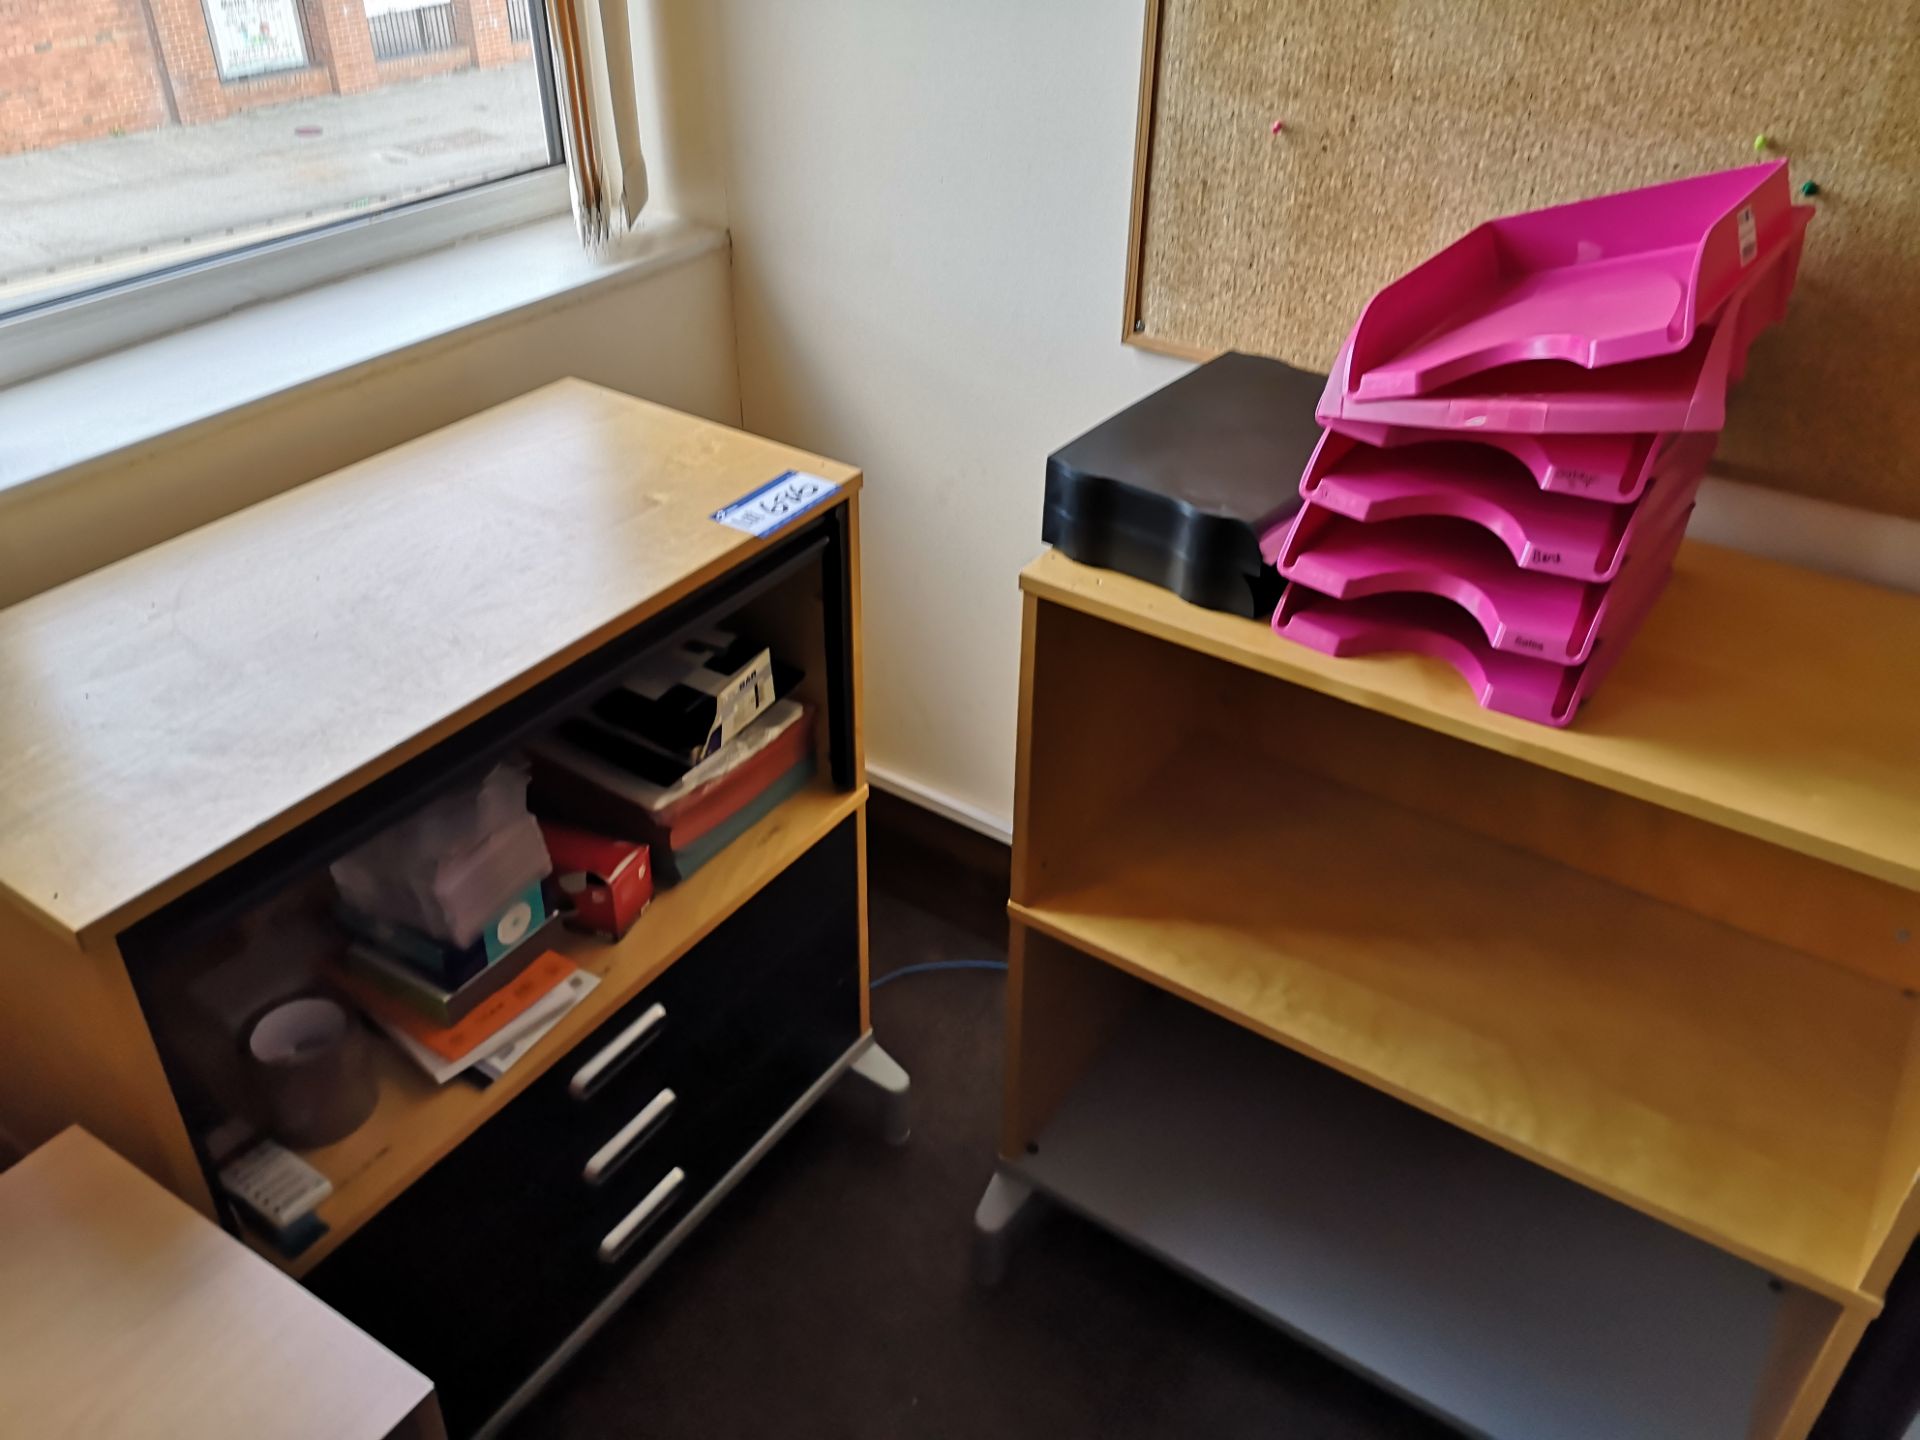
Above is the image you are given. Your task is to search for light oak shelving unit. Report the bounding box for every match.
[0,380,904,1437]
[982,544,1920,1440]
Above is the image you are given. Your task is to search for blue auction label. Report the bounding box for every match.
[712,470,840,537]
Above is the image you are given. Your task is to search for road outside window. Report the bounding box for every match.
[0,0,560,315]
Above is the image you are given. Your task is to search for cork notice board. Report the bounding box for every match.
[1125,0,1920,518]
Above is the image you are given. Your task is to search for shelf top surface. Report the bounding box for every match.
[1022,544,1920,892]
[0,380,860,945]
[0,1127,433,1437]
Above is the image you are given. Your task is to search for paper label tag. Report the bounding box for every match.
[1737,205,1758,265]
[713,648,775,747]
[495,898,534,947]
[713,470,840,537]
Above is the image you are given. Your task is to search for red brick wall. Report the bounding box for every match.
[1,1,527,155]
[296,0,375,97]
[0,0,171,155]
[146,0,331,124]
[457,0,515,69]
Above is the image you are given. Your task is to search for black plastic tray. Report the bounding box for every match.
[1042,352,1325,616]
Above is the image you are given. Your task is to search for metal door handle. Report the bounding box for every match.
[570,1003,665,1099]
[583,1089,676,1186]
[597,1167,686,1264]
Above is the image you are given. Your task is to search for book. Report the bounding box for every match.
[474,974,599,1080]
[663,753,816,883]
[336,879,549,989]
[338,912,560,1025]
[339,906,488,989]
[373,968,600,1086]
[649,708,814,848]
[333,948,577,1063]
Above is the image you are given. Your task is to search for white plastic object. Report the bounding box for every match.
[598,1168,686,1263]
[583,1089,677,1185]
[570,1003,667,1099]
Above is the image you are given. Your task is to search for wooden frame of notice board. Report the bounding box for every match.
[1118,0,1920,518]
[1121,0,1193,359]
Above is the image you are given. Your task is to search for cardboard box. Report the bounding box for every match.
[540,823,653,939]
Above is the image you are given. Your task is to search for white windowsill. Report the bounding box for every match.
[0,215,726,504]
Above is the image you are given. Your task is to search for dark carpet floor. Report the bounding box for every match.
[509,796,1454,1440]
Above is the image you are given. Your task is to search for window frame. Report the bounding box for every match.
[0,0,568,389]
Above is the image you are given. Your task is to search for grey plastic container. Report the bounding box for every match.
[1042,352,1326,617]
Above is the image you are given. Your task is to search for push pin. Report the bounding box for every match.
[1753,133,1771,153]
[1270,118,1286,135]
[1800,180,1821,198]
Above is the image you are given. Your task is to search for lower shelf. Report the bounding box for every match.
[1011,744,1896,1302]
[251,779,864,1276]
[1010,992,1789,1440]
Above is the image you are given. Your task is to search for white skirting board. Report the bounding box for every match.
[865,762,1012,844]
[1010,994,1786,1440]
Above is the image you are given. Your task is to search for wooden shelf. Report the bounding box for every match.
[1011,751,1902,1305]
[1015,994,1790,1440]
[0,380,862,948]
[254,780,866,1277]
[1021,544,1920,892]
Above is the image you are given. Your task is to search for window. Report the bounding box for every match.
[0,0,563,332]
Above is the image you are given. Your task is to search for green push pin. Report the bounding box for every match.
[1800,180,1820,198]
[1754,133,1771,153]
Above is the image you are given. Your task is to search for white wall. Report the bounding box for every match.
[10,3,1911,821]
[711,0,1192,834]
[704,0,1919,837]
[0,245,739,607]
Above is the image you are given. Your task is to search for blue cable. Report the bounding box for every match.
[870,959,1008,990]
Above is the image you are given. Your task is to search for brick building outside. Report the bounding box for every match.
[0,0,535,157]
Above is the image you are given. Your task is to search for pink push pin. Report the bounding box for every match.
[1270,118,1286,135]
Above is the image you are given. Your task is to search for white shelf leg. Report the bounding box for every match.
[972,1170,1043,1288]
[847,1042,912,1146]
